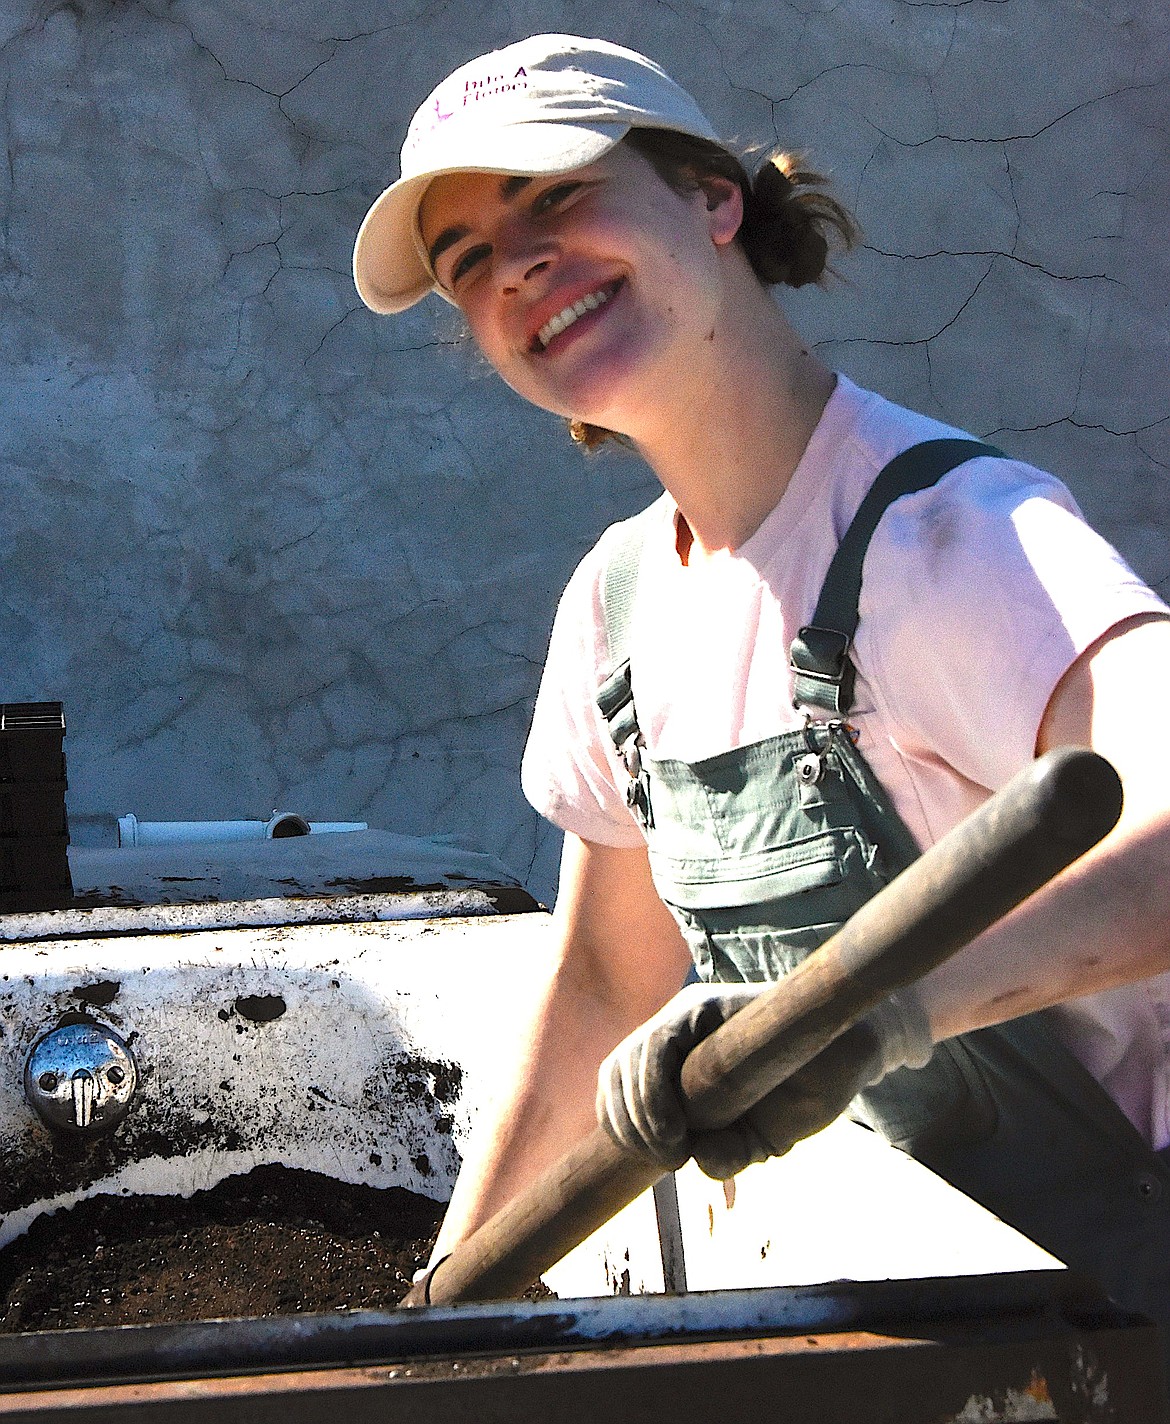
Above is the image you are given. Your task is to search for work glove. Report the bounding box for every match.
[596,981,933,1181]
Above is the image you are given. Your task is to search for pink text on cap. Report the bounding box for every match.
[407,65,532,150]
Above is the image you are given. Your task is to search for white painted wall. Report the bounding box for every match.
[1,0,1166,904]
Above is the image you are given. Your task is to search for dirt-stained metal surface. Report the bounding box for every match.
[0,897,1070,1308]
[0,914,552,1248]
[0,889,515,944]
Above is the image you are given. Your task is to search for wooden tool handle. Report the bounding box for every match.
[404,747,1121,1309]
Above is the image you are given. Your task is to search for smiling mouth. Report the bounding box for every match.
[533,280,622,352]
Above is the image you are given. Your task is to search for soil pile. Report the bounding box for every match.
[0,1164,443,1331]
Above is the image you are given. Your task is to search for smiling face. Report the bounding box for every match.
[418,144,743,437]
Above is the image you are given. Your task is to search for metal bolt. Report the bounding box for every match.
[796,753,823,785]
[38,1072,57,1093]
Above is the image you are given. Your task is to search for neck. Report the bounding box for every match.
[623,282,834,560]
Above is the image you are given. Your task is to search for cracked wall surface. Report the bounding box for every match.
[0,0,1166,903]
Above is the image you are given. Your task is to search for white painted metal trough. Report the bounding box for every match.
[0,892,1060,1294]
[0,812,1162,1421]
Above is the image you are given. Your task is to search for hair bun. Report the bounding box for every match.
[740,150,858,288]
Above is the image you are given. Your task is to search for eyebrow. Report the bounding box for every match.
[426,175,534,272]
[499,175,531,200]
[427,225,469,270]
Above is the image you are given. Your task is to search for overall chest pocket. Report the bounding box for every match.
[644,733,906,983]
[651,824,893,984]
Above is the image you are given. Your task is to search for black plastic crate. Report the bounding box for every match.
[0,886,74,912]
[0,834,71,888]
[0,702,67,782]
[0,781,70,838]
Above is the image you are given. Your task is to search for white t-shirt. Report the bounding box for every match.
[522,375,1170,1143]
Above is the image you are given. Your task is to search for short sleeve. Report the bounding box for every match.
[521,542,648,848]
[858,456,1169,790]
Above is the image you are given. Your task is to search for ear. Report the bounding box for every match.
[698,175,743,247]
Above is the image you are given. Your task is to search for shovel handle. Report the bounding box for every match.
[404,747,1121,1308]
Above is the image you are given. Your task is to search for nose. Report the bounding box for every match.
[494,222,557,294]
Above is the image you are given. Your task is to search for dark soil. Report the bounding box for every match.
[0,1165,447,1331]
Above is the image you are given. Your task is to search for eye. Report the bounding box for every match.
[533,181,584,214]
[449,242,491,286]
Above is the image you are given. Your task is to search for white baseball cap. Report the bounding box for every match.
[352,34,721,314]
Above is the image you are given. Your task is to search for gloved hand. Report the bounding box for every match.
[596,980,933,1180]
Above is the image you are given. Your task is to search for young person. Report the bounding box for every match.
[353,35,1170,1324]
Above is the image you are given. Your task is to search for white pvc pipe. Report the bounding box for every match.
[116,814,367,848]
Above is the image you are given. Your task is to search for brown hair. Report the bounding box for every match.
[569,128,860,449]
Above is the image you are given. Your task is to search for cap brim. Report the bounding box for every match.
[353,120,629,315]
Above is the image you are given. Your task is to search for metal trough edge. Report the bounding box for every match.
[0,1271,1140,1391]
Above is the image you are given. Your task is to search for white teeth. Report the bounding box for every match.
[537,286,613,349]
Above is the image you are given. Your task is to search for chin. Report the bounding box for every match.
[518,363,648,434]
[498,317,655,425]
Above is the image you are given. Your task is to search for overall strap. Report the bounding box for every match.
[596,510,656,777]
[789,438,1003,716]
[600,515,647,673]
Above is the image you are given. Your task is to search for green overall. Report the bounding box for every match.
[595,439,1170,1340]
